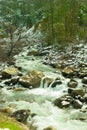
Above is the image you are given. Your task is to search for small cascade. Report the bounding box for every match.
[40,77,51,88]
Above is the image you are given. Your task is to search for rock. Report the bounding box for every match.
[78,68,87,78]
[54,95,72,108]
[0,107,13,115]
[71,89,85,97]
[11,76,20,85]
[84,95,87,103]
[42,77,53,88]
[82,77,87,84]
[72,99,83,109]
[49,62,57,68]
[50,80,62,88]
[27,50,40,56]
[67,79,78,88]
[4,76,19,85]
[62,66,74,78]
[12,109,30,123]
[68,88,74,94]
[28,121,37,130]
[1,67,20,79]
[19,70,45,88]
[43,126,57,130]
[0,112,29,130]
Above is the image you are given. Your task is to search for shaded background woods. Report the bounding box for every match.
[0,0,87,45]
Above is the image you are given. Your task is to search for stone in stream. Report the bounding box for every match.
[43,126,57,130]
[72,99,83,109]
[84,95,87,103]
[82,77,87,84]
[1,67,20,79]
[19,70,45,88]
[67,79,78,88]
[4,76,20,86]
[62,66,75,78]
[78,68,87,78]
[54,95,72,108]
[71,89,85,98]
[50,79,62,88]
[12,109,30,123]
[68,88,74,94]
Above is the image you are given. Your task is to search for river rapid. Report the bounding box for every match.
[0,41,87,130]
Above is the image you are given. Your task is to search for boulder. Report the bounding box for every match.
[67,79,78,88]
[72,99,83,109]
[0,112,29,130]
[12,109,30,123]
[54,95,72,108]
[1,67,20,79]
[43,126,57,130]
[71,89,85,97]
[82,77,87,84]
[19,70,45,88]
[62,66,74,78]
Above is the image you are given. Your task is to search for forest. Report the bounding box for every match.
[0,0,87,130]
[0,0,87,44]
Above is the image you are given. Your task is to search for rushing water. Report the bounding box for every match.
[0,46,87,130]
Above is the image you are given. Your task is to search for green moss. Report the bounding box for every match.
[0,113,28,130]
[0,122,22,130]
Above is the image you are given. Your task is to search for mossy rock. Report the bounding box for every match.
[0,112,28,130]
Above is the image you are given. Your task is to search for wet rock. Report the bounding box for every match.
[68,88,74,94]
[84,95,87,103]
[14,65,22,71]
[42,77,53,88]
[0,112,29,130]
[82,77,87,84]
[1,67,20,79]
[71,89,85,97]
[78,68,87,78]
[11,76,20,85]
[72,99,83,109]
[4,79,12,85]
[50,80,62,88]
[19,70,45,88]
[43,126,57,130]
[54,95,72,108]
[67,79,78,88]
[83,84,87,88]
[62,66,74,78]
[4,76,19,85]
[28,121,37,130]
[76,95,85,102]
[12,109,30,123]
[49,62,57,68]
[27,49,40,56]
[0,107,13,115]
